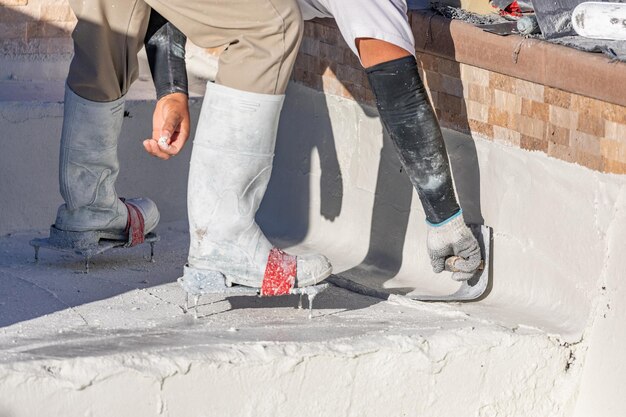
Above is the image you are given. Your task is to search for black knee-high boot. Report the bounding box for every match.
[366,55,460,225]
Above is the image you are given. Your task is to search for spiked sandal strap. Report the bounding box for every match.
[122,199,146,247]
[261,248,297,296]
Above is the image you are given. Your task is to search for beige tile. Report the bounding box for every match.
[549,106,578,130]
[460,64,490,87]
[494,90,522,114]
[515,79,544,102]
[493,125,521,147]
[466,100,488,123]
[521,99,549,121]
[604,121,626,144]
[577,114,605,137]
[569,130,601,156]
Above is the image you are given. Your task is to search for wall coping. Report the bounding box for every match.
[410,11,626,108]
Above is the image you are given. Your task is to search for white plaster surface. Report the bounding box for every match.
[0,223,577,417]
[0,78,625,416]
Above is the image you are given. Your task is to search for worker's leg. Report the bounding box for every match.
[141,0,331,293]
[67,0,151,101]
[55,0,159,244]
[146,0,302,94]
[55,0,158,246]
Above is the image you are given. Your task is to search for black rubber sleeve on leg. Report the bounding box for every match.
[366,55,460,224]
[144,9,188,100]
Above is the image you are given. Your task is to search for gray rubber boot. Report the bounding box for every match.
[54,86,159,239]
[184,82,331,291]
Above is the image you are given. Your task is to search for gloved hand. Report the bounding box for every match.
[426,211,482,281]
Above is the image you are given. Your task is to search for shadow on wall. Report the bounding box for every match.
[259,14,484,292]
[0,9,383,330]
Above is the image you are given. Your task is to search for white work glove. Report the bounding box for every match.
[426,212,482,281]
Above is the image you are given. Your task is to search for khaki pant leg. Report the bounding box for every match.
[146,0,302,95]
[67,0,152,102]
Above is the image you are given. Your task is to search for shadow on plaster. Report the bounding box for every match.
[259,45,486,298]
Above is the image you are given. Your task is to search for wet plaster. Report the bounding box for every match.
[0,80,624,415]
[0,224,576,417]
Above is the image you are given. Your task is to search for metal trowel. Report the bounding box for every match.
[328,224,492,302]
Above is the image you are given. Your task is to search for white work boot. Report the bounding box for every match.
[181,82,331,296]
[53,86,159,246]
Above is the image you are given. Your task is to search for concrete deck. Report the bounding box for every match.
[0,223,575,417]
[1,59,625,415]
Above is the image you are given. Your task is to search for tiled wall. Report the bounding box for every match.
[0,0,74,56]
[293,18,626,175]
[418,54,626,174]
[2,2,625,174]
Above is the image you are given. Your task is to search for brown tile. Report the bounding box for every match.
[576,150,603,171]
[440,74,464,98]
[335,63,364,86]
[437,58,461,77]
[577,114,605,137]
[520,134,548,153]
[513,114,545,139]
[488,107,510,128]
[544,87,571,108]
[318,42,344,64]
[546,124,570,146]
[570,94,605,116]
[438,92,464,115]
[423,71,442,93]
[489,72,515,94]
[417,53,439,72]
[439,111,470,133]
[493,125,521,147]
[314,24,341,45]
[569,131,601,156]
[603,158,626,174]
[521,99,549,121]
[299,37,319,57]
[342,48,361,67]
[469,120,494,139]
[548,142,577,164]
[303,22,316,38]
[467,84,492,106]
[603,103,626,125]
[600,138,621,161]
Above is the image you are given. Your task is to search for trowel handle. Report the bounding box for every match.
[445,256,485,273]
